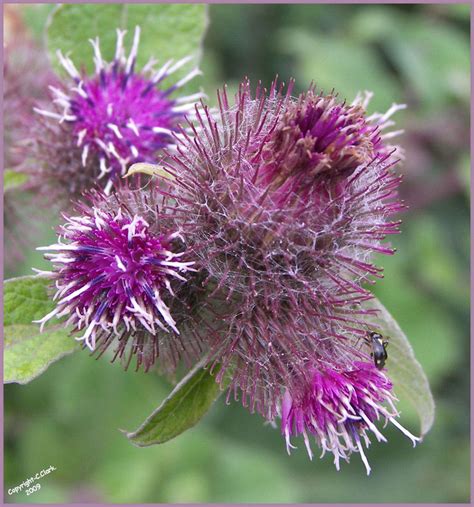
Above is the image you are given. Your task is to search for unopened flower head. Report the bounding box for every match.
[4,39,55,169]
[4,37,57,271]
[163,78,405,418]
[32,26,203,198]
[35,188,197,372]
[280,361,420,475]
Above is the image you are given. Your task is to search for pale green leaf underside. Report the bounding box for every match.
[4,169,28,192]
[4,276,77,384]
[362,297,435,437]
[125,360,223,446]
[47,4,208,87]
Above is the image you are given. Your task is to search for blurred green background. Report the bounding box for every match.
[4,3,470,503]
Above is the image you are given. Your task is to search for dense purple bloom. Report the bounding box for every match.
[257,87,404,203]
[280,361,420,474]
[30,26,203,198]
[35,188,197,371]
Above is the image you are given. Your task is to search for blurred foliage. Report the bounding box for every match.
[4,3,470,503]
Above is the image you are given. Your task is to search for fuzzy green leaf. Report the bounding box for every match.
[4,169,28,192]
[125,360,224,446]
[363,296,435,437]
[4,324,79,385]
[3,276,77,384]
[47,4,208,86]
[4,276,55,326]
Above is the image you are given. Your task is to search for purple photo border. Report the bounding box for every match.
[1,1,471,506]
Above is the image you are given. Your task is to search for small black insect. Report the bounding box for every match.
[365,331,389,370]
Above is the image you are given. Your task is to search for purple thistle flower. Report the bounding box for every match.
[162,78,407,424]
[280,361,420,475]
[31,26,203,197]
[257,87,405,202]
[34,187,198,372]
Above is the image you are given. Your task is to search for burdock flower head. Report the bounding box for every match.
[35,188,197,372]
[31,26,203,199]
[281,362,420,475]
[159,77,414,470]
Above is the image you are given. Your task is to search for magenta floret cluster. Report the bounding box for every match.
[281,362,419,474]
[30,27,203,198]
[36,189,196,371]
